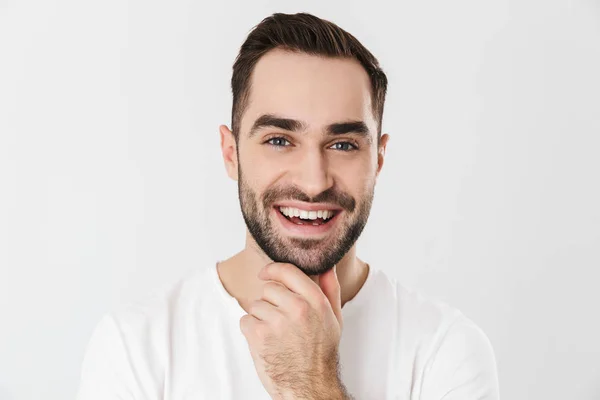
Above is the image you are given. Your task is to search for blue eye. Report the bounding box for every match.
[265,137,357,151]
[330,142,357,151]
[266,137,291,147]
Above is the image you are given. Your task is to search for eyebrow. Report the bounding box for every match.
[248,114,306,138]
[248,114,372,143]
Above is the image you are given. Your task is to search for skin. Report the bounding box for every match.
[218,48,389,399]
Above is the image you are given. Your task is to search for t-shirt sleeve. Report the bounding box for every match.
[75,313,140,400]
[420,314,500,400]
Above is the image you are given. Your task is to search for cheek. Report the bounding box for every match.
[241,147,281,181]
[248,151,289,184]
[241,163,284,207]
[336,156,376,186]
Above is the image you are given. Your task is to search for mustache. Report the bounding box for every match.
[262,185,356,212]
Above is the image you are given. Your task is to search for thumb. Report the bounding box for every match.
[319,265,343,329]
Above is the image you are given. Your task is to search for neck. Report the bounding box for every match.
[216,230,369,312]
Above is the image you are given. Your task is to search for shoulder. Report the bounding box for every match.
[386,276,499,399]
[390,275,497,364]
[106,266,219,344]
[83,267,216,369]
[420,311,500,399]
[371,272,466,342]
[387,276,485,341]
[77,267,216,398]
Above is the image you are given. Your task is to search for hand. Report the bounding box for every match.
[239,262,346,400]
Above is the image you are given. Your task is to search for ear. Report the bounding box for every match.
[219,124,239,181]
[376,133,389,178]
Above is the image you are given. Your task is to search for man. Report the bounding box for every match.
[76,12,500,400]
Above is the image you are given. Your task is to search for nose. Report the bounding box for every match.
[289,147,333,199]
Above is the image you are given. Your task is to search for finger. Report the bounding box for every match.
[261,281,299,309]
[258,262,323,308]
[240,313,262,339]
[248,299,282,322]
[319,265,343,329]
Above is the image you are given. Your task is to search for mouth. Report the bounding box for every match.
[273,205,342,236]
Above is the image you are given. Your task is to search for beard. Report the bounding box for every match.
[237,164,374,276]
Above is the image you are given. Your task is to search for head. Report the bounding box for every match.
[220,12,389,276]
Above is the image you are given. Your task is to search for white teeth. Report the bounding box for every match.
[278,206,336,220]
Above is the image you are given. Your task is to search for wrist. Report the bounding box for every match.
[276,378,352,400]
[315,376,353,400]
[332,381,353,400]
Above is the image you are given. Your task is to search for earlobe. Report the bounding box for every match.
[376,133,389,176]
[219,124,239,181]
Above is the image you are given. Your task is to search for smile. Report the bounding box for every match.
[273,204,342,236]
[278,206,337,225]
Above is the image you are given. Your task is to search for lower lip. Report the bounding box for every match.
[273,207,341,236]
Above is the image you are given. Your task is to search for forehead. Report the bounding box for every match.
[240,49,376,136]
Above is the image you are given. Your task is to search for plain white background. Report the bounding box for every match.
[1,0,599,399]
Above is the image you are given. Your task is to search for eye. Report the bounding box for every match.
[329,142,358,152]
[265,137,291,147]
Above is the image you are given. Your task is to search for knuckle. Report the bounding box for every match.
[248,299,262,315]
[293,299,310,318]
[271,314,286,332]
[263,281,279,295]
[255,324,269,340]
[316,294,330,312]
[240,314,252,334]
[241,314,268,341]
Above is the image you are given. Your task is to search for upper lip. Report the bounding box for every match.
[273,201,343,212]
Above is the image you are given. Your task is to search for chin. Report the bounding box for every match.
[273,250,338,276]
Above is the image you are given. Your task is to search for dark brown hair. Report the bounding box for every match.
[230,12,388,143]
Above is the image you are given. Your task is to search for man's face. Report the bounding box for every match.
[225,49,387,276]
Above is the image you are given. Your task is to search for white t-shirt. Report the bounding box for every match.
[76,263,500,399]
